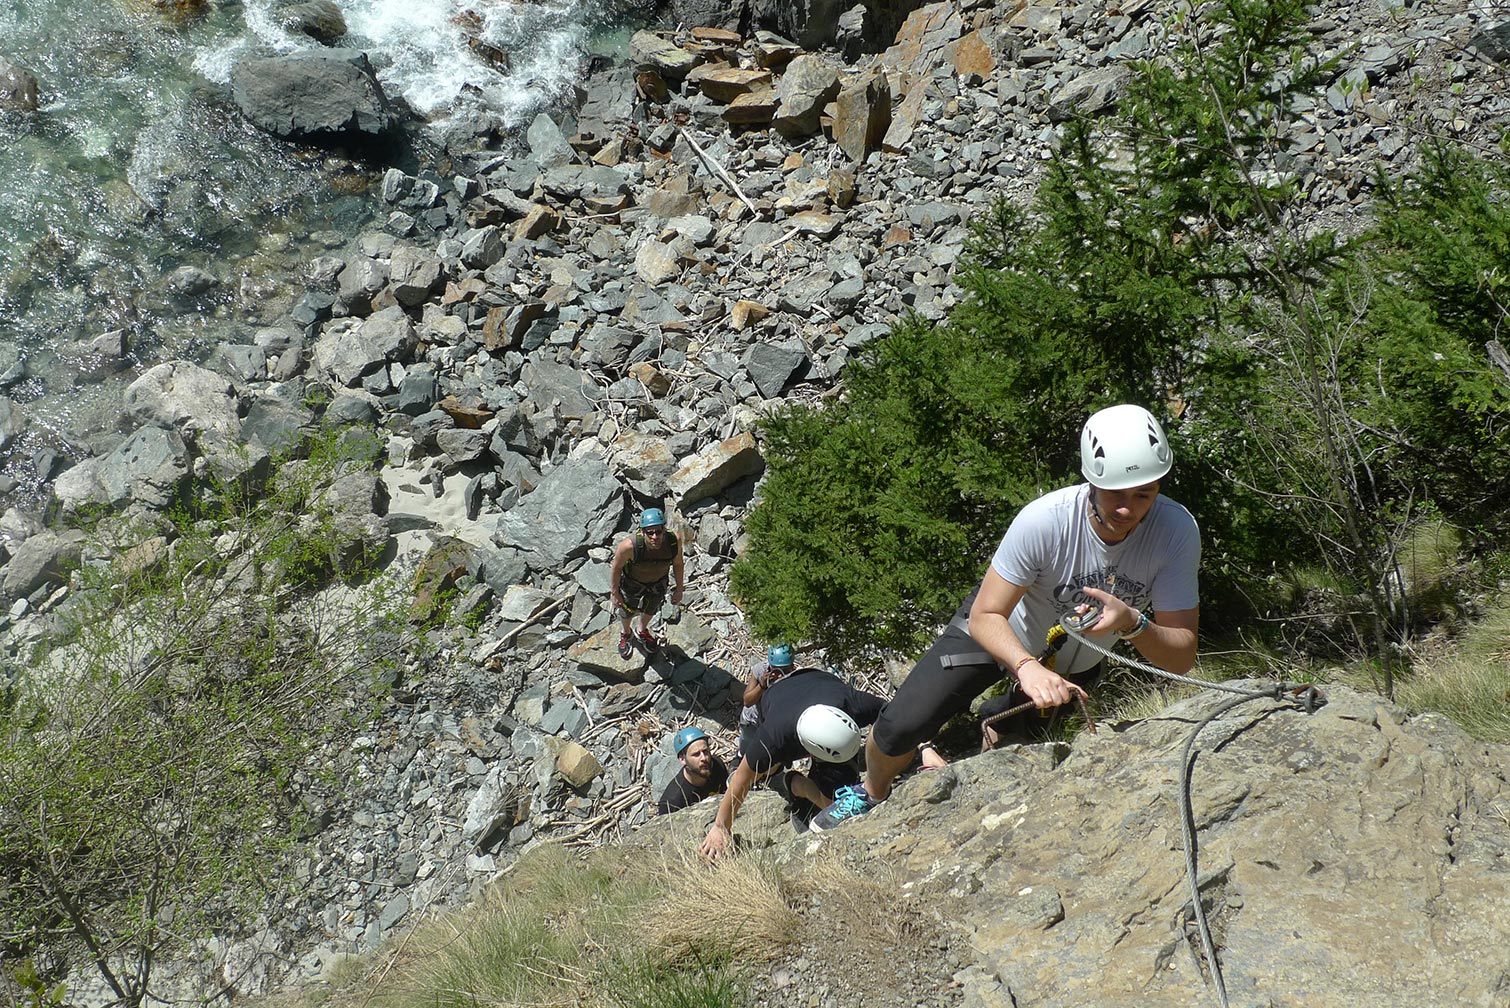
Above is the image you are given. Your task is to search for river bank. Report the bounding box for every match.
[0,0,610,508]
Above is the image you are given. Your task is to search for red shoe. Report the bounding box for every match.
[638,628,659,653]
[618,632,633,659]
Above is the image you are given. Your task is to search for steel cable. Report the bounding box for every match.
[987,621,1327,1006]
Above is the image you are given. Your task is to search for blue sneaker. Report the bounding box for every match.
[808,784,877,833]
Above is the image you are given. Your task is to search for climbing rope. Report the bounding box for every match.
[977,622,1096,752]
[978,608,1326,1006]
[1063,621,1326,1008]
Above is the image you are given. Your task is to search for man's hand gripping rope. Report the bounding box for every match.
[979,604,1102,753]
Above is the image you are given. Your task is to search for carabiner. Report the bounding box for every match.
[1060,601,1104,634]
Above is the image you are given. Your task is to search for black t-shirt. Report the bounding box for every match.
[743,668,886,776]
[656,756,729,815]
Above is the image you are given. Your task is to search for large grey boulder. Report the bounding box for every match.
[238,390,317,458]
[1,528,85,599]
[207,343,267,383]
[525,113,575,169]
[462,764,530,852]
[491,456,624,570]
[628,31,703,80]
[748,0,850,50]
[832,69,891,162]
[97,426,192,511]
[808,684,1510,1008]
[312,308,417,388]
[611,430,678,499]
[230,49,397,143]
[275,0,347,42]
[435,428,490,466]
[335,255,388,316]
[387,246,444,307]
[520,360,603,421]
[1047,64,1134,122]
[667,431,764,503]
[475,547,529,596]
[667,0,746,31]
[568,623,649,683]
[743,341,808,399]
[53,427,191,514]
[772,55,841,137]
[539,166,632,212]
[0,55,40,112]
[124,361,241,437]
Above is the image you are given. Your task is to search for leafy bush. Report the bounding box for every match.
[0,433,407,1006]
[733,0,1510,673]
[1365,142,1510,535]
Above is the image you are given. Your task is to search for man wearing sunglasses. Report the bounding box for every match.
[609,508,685,658]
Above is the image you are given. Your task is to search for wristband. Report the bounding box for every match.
[1013,655,1036,672]
[1123,611,1151,640]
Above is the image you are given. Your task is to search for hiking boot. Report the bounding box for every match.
[808,784,877,833]
[637,628,659,653]
[617,631,633,659]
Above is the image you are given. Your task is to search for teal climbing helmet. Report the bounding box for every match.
[640,508,667,529]
[768,644,794,668]
[673,726,708,756]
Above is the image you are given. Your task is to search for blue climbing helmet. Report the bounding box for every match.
[767,643,794,668]
[673,725,708,756]
[640,508,667,529]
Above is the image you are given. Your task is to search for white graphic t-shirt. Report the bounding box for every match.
[989,483,1200,675]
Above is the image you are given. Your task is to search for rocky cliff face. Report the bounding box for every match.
[643,684,1510,1008]
[5,0,1509,1001]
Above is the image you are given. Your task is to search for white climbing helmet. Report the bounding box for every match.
[1080,404,1174,490]
[796,704,863,763]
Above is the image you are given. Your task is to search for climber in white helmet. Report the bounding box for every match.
[700,666,884,859]
[810,403,1202,833]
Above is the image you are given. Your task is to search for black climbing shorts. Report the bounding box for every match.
[870,627,1004,757]
[872,628,1107,756]
[616,575,668,617]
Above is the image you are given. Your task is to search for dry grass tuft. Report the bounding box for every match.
[632,848,802,963]
[625,844,925,972]
[1396,597,1510,744]
[788,849,917,951]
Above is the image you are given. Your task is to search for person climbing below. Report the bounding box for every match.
[737,643,797,757]
[657,726,729,815]
[610,507,684,659]
[699,667,885,859]
[809,403,1201,833]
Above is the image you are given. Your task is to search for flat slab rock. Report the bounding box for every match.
[799,684,1510,1008]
